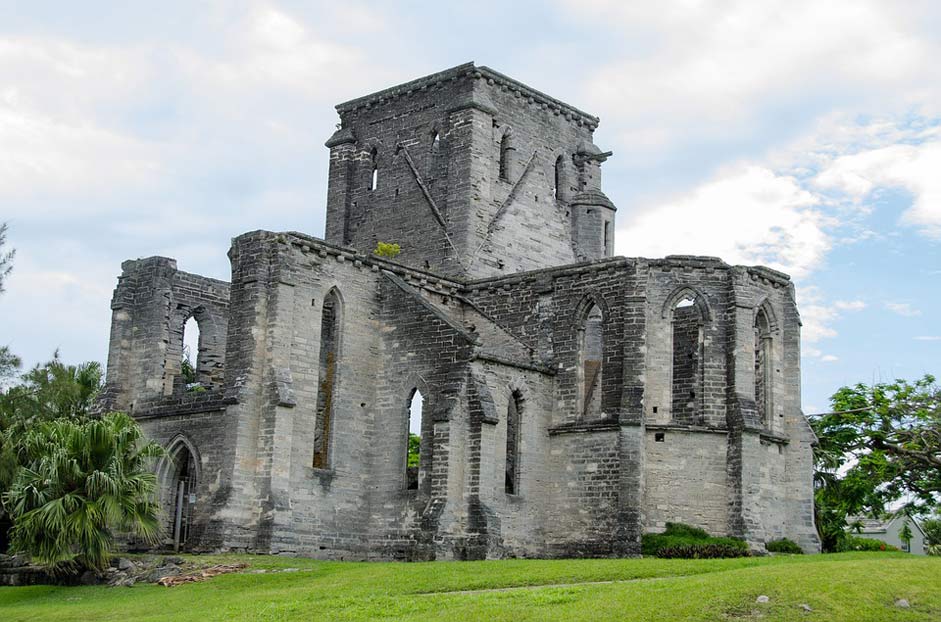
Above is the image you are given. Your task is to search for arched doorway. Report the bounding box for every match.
[162,440,199,551]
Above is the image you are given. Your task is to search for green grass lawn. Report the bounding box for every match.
[1,552,939,621]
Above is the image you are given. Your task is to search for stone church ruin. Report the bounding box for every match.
[99,63,821,559]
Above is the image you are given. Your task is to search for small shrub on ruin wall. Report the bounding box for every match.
[373,242,401,259]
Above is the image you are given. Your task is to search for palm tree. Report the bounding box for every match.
[3,412,164,574]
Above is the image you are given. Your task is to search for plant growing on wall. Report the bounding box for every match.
[373,242,401,259]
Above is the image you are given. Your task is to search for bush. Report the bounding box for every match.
[836,536,898,552]
[642,522,748,557]
[927,544,941,556]
[656,543,750,559]
[765,538,803,554]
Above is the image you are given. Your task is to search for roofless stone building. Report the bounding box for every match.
[99,63,821,559]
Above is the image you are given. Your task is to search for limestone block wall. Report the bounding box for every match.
[643,429,730,534]
[101,256,229,413]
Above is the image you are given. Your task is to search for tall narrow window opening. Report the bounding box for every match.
[499,131,512,181]
[671,294,704,424]
[554,155,565,200]
[369,148,378,191]
[505,390,522,494]
[603,221,611,256]
[755,308,773,427]
[313,289,341,469]
[406,389,424,491]
[578,304,604,419]
[431,130,440,153]
[181,316,200,386]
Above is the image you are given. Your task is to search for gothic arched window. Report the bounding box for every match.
[755,307,773,428]
[578,304,604,419]
[670,293,705,424]
[313,289,342,468]
[505,390,523,495]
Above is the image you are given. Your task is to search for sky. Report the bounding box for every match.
[0,0,939,414]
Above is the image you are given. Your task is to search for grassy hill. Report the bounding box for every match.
[1,552,939,621]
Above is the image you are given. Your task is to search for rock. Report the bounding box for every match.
[117,558,135,571]
[282,568,300,573]
[161,556,184,566]
[799,604,812,612]
[79,570,99,586]
[895,599,910,609]
[756,595,770,603]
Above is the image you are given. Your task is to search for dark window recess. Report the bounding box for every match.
[655,432,665,442]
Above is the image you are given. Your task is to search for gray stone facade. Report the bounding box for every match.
[100,63,820,559]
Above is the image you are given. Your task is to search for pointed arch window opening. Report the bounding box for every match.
[755,308,774,429]
[164,442,198,552]
[499,131,513,181]
[181,315,201,387]
[670,294,705,425]
[505,390,522,495]
[369,148,379,191]
[406,388,425,491]
[554,155,565,200]
[578,304,604,420]
[313,290,342,469]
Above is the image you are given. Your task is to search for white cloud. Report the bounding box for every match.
[820,354,839,363]
[814,139,941,239]
[833,300,866,312]
[616,165,830,279]
[914,336,941,341]
[885,302,922,317]
[799,286,866,344]
[565,0,940,154]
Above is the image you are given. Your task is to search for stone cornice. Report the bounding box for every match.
[334,62,599,130]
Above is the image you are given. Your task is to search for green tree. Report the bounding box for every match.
[3,412,164,574]
[0,355,105,537]
[923,518,941,546]
[407,433,421,468]
[899,521,913,552]
[811,374,941,551]
[0,222,14,294]
[0,346,20,383]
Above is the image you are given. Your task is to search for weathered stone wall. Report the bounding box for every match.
[643,429,730,534]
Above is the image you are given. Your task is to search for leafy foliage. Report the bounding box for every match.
[923,518,941,546]
[373,241,401,259]
[811,374,941,551]
[0,346,20,382]
[407,433,421,468]
[0,222,14,294]
[3,412,164,574]
[641,522,748,556]
[835,536,897,552]
[655,543,750,559]
[765,538,803,554]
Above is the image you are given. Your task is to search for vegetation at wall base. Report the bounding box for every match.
[836,536,899,552]
[655,543,750,559]
[765,538,803,554]
[641,522,748,557]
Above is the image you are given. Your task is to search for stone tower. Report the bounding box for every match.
[323,62,616,278]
